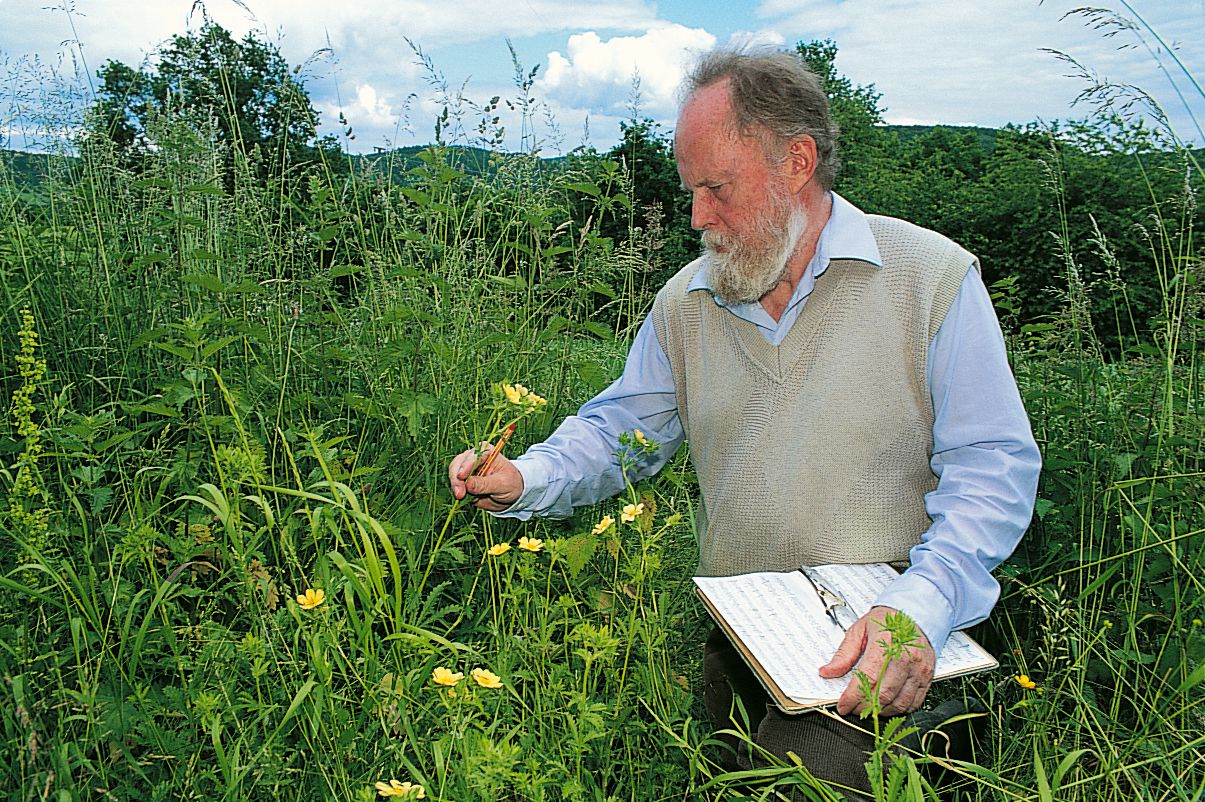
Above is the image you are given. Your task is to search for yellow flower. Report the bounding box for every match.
[487,542,512,557]
[501,381,547,409]
[1015,674,1037,690]
[620,503,644,523]
[432,666,463,687]
[634,429,650,446]
[375,779,426,799]
[296,588,325,610]
[472,667,503,689]
[591,515,614,535]
[518,535,544,552]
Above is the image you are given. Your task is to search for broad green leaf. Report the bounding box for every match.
[183,272,230,294]
[564,181,601,197]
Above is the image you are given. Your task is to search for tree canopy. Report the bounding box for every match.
[91,21,333,180]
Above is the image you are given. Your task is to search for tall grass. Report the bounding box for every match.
[1,12,1203,802]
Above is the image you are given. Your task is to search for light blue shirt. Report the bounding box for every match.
[500,193,1041,655]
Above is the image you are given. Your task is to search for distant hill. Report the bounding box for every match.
[883,124,1002,152]
[1,149,76,191]
[1,126,1009,191]
[345,144,570,183]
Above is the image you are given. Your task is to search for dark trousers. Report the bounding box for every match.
[703,627,878,799]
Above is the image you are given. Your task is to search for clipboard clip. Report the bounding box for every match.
[798,567,857,632]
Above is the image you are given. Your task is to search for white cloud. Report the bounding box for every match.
[348,84,399,129]
[6,0,1201,153]
[726,29,786,49]
[537,25,717,117]
[755,0,1205,136]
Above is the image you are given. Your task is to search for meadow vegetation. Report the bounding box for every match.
[0,11,1202,802]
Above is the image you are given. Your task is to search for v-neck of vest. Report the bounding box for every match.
[720,258,877,383]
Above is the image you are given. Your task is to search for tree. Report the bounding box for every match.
[91,21,334,181]
[603,118,695,280]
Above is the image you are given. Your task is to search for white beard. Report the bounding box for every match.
[702,190,808,306]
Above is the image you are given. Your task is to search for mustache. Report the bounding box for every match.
[702,230,736,251]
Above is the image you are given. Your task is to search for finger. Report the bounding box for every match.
[837,671,873,717]
[839,640,890,716]
[459,443,490,480]
[880,673,923,717]
[465,456,523,509]
[820,619,867,678]
[872,660,910,712]
[465,458,507,497]
[910,675,933,712]
[449,450,476,499]
[472,495,511,512]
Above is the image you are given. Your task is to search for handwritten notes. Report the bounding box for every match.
[695,563,999,711]
[696,571,850,703]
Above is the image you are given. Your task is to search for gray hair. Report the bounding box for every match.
[683,48,841,190]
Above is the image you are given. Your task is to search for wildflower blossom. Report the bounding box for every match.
[620,503,644,523]
[375,779,426,798]
[634,429,650,447]
[296,588,325,610]
[487,542,512,557]
[1015,674,1037,689]
[432,667,463,687]
[591,515,614,535]
[501,382,547,410]
[472,667,503,689]
[518,535,544,552]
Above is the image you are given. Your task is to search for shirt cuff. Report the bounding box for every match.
[873,571,955,657]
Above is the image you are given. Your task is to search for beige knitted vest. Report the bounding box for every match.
[651,215,976,576]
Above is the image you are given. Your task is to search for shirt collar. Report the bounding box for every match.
[686,191,883,302]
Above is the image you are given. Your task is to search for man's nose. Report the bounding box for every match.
[690,192,716,231]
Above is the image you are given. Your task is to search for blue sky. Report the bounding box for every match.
[1,0,1201,154]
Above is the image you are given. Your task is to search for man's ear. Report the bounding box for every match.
[784,135,819,193]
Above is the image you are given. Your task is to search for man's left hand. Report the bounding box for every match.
[819,606,936,717]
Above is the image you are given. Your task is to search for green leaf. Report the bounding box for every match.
[395,390,437,438]
[183,272,230,294]
[560,533,598,579]
[574,359,609,392]
[329,263,367,279]
[126,401,179,418]
[133,251,171,267]
[577,321,613,340]
[587,281,617,299]
[152,342,195,360]
[1033,743,1052,802]
[184,182,225,195]
[487,274,527,291]
[1052,749,1090,789]
[400,188,431,206]
[201,334,241,359]
[564,181,601,197]
[1175,661,1205,696]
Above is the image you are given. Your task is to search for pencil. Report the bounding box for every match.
[474,422,516,477]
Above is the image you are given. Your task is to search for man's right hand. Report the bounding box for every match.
[448,444,524,512]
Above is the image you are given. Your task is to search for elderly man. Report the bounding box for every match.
[449,48,1040,793]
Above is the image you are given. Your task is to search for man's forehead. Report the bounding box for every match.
[676,81,737,137]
